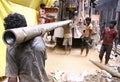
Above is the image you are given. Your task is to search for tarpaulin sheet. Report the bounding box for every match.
[9,0,54,9]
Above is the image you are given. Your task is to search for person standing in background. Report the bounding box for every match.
[80,17,93,56]
[38,3,47,24]
[62,19,73,54]
[38,3,52,42]
[99,20,118,65]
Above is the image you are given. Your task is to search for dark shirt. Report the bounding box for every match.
[5,36,49,82]
[102,28,117,46]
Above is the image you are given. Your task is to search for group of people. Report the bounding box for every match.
[62,15,118,66]
[3,3,118,82]
[62,16,93,56]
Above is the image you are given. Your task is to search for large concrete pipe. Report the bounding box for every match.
[3,20,72,45]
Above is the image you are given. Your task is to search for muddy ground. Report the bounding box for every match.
[45,46,120,82]
[46,47,100,74]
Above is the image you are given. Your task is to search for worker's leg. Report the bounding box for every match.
[105,45,112,65]
[68,38,72,54]
[80,46,84,55]
[80,38,85,55]
[85,38,90,56]
[63,38,67,54]
[85,47,89,56]
[65,45,68,54]
[99,44,106,63]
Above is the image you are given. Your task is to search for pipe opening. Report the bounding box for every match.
[3,31,16,45]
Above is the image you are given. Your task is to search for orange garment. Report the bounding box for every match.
[84,24,92,37]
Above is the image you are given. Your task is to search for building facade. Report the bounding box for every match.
[96,0,120,41]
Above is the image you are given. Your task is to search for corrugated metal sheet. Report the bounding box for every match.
[116,0,120,12]
[97,0,118,10]
[97,0,118,27]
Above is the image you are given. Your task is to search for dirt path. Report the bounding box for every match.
[45,47,101,74]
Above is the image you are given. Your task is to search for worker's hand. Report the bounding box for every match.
[98,40,102,43]
[41,28,46,37]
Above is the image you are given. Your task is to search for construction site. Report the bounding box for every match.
[0,0,120,82]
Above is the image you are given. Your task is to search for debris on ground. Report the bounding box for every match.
[48,69,120,82]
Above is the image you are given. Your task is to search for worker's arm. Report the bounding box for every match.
[114,32,118,49]
[89,24,93,37]
[8,77,17,82]
[98,29,105,43]
[100,29,105,40]
[114,38,117,49]
[89,29,92,37]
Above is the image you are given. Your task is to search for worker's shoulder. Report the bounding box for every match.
[32,36,45,47]
[34,36,43,40]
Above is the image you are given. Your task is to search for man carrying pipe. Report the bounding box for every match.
[3,13,50,82]
[3,13,72,82]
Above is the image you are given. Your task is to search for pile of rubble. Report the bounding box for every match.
[84,70,120,82]
[48,69,120,82]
